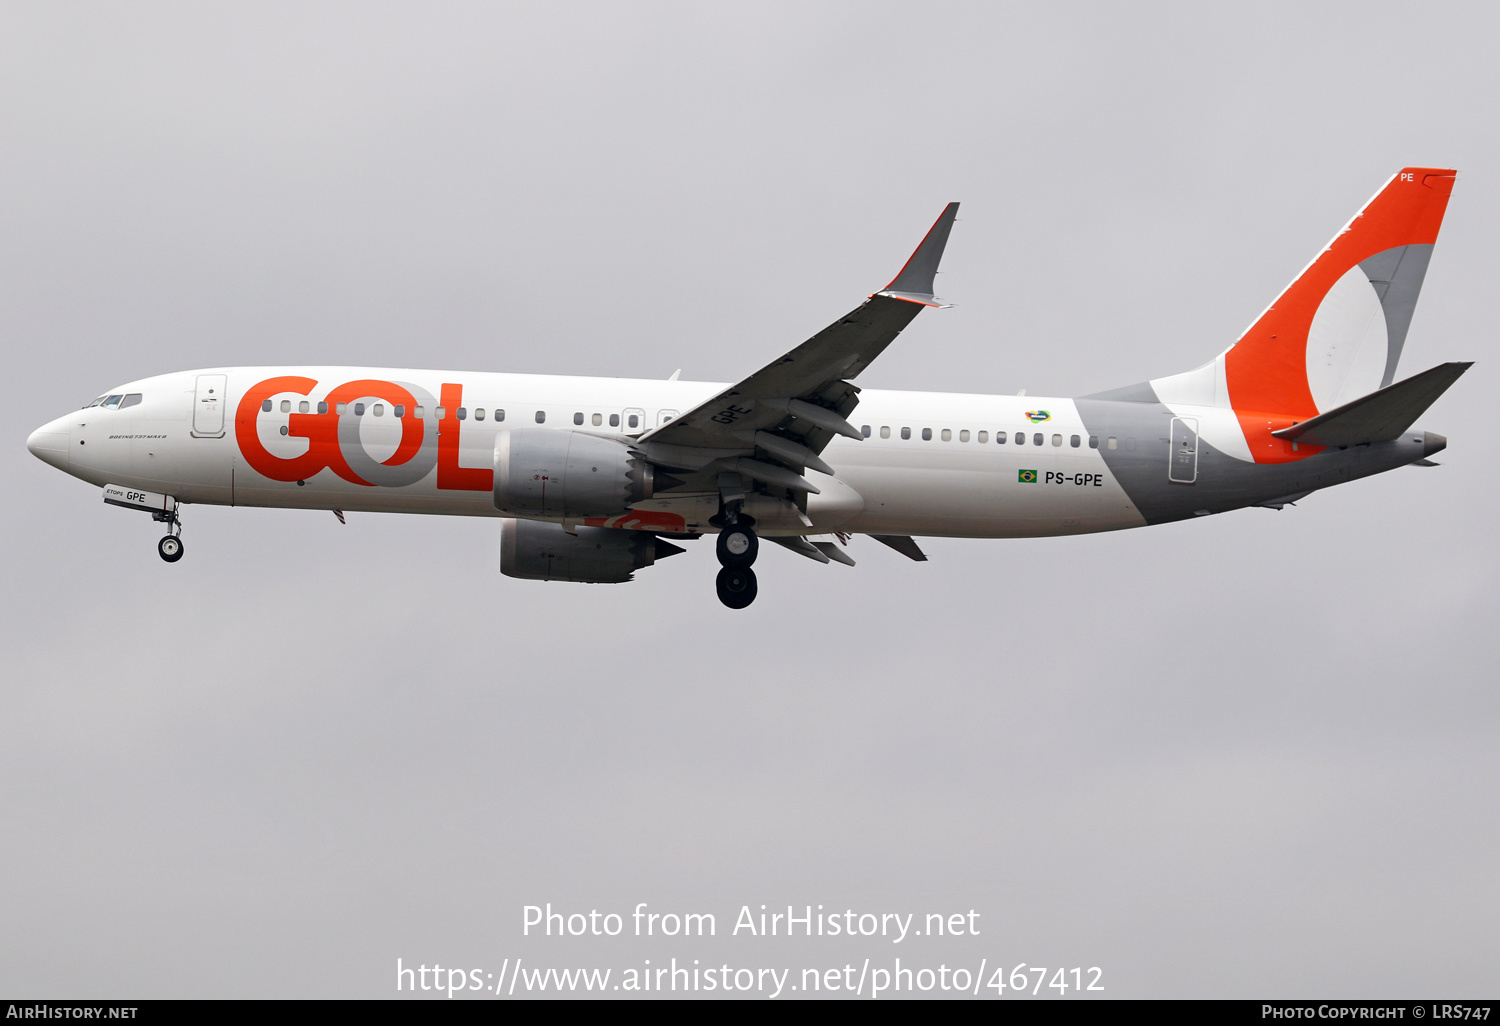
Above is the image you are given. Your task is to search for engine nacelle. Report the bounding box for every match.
[500,519,684,583]
[493,428,654,519]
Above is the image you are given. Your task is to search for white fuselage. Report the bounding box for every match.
[30,366,1151,538]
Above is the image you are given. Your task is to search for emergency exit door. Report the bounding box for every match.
[1169,417,1198,483]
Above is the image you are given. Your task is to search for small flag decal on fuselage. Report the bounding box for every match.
[1018,469,1037,483]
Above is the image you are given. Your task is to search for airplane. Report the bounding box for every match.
[26,167,1467,609]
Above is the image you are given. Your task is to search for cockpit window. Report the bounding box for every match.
[84,395,107,408]
[101,395,125,410]
[118,394,142,410]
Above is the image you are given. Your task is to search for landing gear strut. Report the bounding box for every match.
[154,507,184,563]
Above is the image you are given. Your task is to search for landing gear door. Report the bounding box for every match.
[1169,417,1198,484]
[192,374,227,438]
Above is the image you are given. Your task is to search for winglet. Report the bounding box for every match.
[877,202,959,308]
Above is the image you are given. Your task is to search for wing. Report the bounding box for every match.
[631,203,960,487]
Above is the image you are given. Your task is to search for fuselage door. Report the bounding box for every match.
[192,374,227,438]
[1169,417,1198,484]
[622,407,646,435]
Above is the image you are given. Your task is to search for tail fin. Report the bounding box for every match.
[1136,168,1458,464]
[1227,168,1456,418]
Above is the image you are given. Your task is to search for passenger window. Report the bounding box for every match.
[434,406,445,420]
[336,402,348,415]
[1070,434,1080,447]
[1107,436,1118,450]
[574,412,584,425]
[1089,435,1099,448]
[977,430,988,443]
[456,407,467,420]
[473,407,484,421]
[1051,433,1061,446]
[261,399,273,413]
[861,425,871,437]
[1033,433,1044,446]
[592,413,602,426]
[959,429,970,442]
[374,403,385,417]
[354,402,366,416]
[941,428,952,441]
[627,413,639,428]
[494,409,505,421]
[535,410,546,424]
[298,400,310,414]
[280,400,292,413]
[609,413,619,427]
[900,427,911,440]
[317,401,328,414]
[413,406,423,418]
[119,394,142,410]
[922,428,932,441]
[393,404,405,418]
[880,426,891,439]
[1014,432,1025,445]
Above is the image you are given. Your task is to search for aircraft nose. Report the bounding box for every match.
[26,417,70,472]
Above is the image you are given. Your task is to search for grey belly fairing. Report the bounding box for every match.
[1074,396,1428,525]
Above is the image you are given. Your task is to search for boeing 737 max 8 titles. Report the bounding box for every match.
[27,168,1468,608]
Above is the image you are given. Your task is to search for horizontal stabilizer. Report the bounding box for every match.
[869,534,928,561]
[1271,362,1471,447]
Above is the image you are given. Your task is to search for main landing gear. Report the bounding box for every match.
[154,507,184,563]
[712,516,758,609]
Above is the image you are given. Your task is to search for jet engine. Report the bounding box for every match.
[493,428,655,519]
[500,519,685,583]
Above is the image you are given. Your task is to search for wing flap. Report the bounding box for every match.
[869,535,928,561]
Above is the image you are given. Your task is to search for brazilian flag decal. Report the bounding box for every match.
[1018,469,1037,483]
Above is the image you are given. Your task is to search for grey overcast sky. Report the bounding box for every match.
[3,0,1497,999]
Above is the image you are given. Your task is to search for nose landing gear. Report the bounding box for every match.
[153,508,184,563]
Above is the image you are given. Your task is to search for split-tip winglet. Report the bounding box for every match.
[878,202,959,308]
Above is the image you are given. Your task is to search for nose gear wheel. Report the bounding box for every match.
[152,506,184,563]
